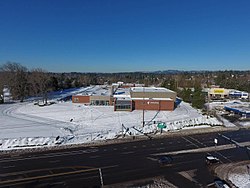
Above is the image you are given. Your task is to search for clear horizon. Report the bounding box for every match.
[1,0,250,72]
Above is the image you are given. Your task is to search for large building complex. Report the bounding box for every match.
[72,83,177,112]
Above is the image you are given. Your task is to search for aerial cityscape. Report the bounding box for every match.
[0,1,250,188]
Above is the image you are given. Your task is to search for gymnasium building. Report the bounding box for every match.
[72,83,177,112]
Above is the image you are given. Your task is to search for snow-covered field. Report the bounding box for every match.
[0,99,223,150]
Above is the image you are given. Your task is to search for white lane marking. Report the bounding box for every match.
[121,151,134,155]
[150,143,238,156]
[49,160,60,163]
[188,136,206,147]
[147,157,158,161]
[214,151,232,163]
[89,155,100,159]
[0,149,99,163]
[133,146,137,148]
[113,148,117,150]
[142,145,146,147]
[182,137,200,148]
[2,165,15,169]
[78,175,100,180]
[207,182,215,187]
[156,147,165,151]
[123,147,127,149]
[173,159,204,166]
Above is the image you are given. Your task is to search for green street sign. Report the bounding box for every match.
[157,122,166,129]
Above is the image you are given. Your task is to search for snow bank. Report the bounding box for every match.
[215,162,250,188]
[238,121,250,127]
[229,172,250,188]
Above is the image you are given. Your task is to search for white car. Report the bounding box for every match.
[206,155,220,165]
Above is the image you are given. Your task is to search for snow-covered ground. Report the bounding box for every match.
[215,162,250,188]
[238,121,250,127]
[0,99,223,150]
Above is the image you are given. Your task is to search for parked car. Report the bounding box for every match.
[206,155,220,165]
[158,155,173,166]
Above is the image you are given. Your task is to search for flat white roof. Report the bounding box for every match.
[75,85,111,96]
[130,87,175,93]
[131,97,173,101]
[113,94,131,99]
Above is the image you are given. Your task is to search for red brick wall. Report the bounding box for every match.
[133,99,174,111]
[72,96,90,103]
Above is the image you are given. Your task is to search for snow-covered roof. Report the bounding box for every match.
[113,95,131,100]
[131,87,175,93]
[131,97,173,101]
[76,85,111,96]
[225,105,250,114]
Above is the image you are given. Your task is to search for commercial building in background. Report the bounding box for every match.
[207,88,249,100]
[72,83,177,112]
[208,88,229,100]
[229,90,249,99]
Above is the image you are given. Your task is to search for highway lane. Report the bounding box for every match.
[1,129,250,187]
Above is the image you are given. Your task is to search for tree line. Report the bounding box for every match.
[1,62,249,108]
[0,62,50,103]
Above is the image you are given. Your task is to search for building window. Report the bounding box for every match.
[90,100,109,106]
[115,104,131,110]
[74,98,79,102]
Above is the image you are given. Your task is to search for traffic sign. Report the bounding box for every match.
[157,122,166,129]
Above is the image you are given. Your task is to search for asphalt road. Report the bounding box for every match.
[1,128,250,188]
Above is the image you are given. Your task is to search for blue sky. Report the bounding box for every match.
[0,0,250,72]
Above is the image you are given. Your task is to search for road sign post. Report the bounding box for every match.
[157,123,166,134]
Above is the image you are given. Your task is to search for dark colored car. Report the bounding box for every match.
[158,155,173,166]
[214,178,230,188]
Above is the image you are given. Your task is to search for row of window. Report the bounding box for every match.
[90,100,110,106]
[115,104,132,110]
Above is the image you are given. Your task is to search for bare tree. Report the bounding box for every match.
[30,68,50,104]
[0,71,4,103]
[0,62,28,102]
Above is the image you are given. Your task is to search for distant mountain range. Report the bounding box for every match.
[54,69,250,75]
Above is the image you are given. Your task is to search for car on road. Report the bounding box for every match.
[158,155,173,166]
[206,155,220,165]
[214,178,230,188]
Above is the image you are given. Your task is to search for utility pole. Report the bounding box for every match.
[142,87,145,127]
[207,89,210,118]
